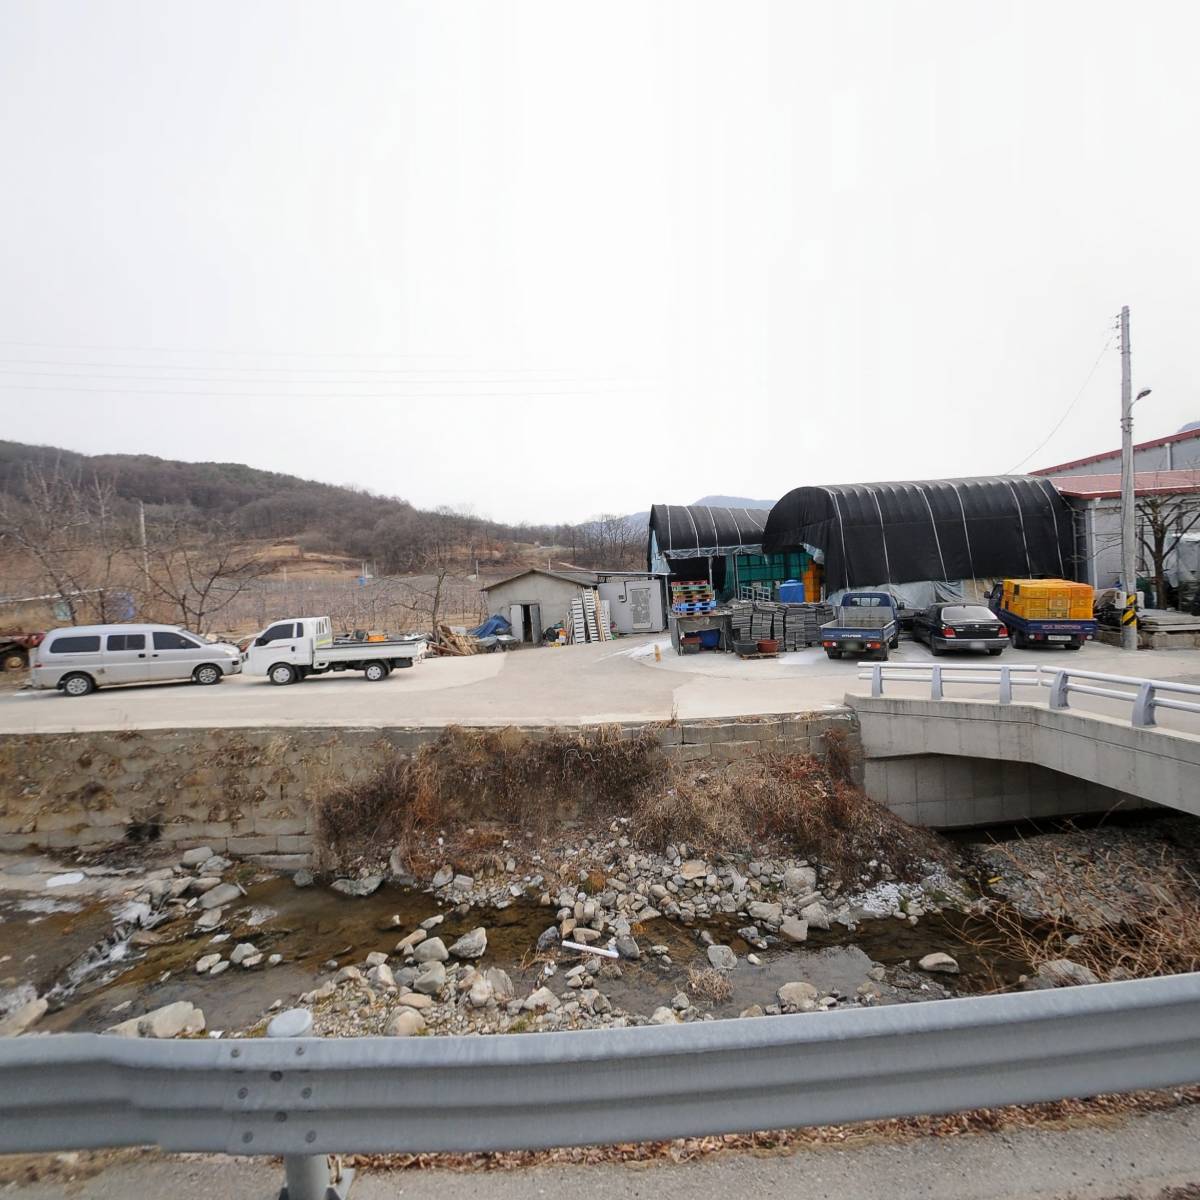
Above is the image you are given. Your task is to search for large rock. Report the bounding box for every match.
[397,992,433,1010]
[199,883,241,910]
[386,1008,426,1037]
[614,935,641,960]
[918,952,960,975]
[106,1001,205,1039]
[396,929,427,953]
[747,901,782,923]
[679,860,708,881]
[650,1006,680,1025]
[195,953,222,975]
[230,943,258,965]
[468,978,494,1008]
[706,944,737,970]
[368,963,396,989]
[800,901,831,931]
[485,968,515,1002]
[332,876,382,898]
[414,937,449,963]
[181,846,214,867]
[431,865,454,888]
[524,987,560,1012]
[779,917,809,943]
[777,981,819,1013]
[784,866,818,894]
[0,997,47,1037]
[292,868,315,889]
[536,925,560,952]
[1037,958,1100,987]
[414,962,446,995]
[449,928,488,959]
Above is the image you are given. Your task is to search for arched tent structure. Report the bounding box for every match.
[649,504,797,599]
[648,505,768,565]
[762,476,1073,594]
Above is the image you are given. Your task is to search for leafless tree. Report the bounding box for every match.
[1137,485,1200,608]
[145,520,273,633]
[0,462,135,622]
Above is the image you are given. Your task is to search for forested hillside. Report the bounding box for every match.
[0,441,642,575]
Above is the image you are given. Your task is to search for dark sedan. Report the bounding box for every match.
[912,603,1010,656]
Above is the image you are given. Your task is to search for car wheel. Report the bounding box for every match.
[987,647,1004,656]
[890,635,900,649]
[61,672,96,697]
[269,663,297,686]
[929,642,943,657]
[825,649,842,660]
[363,660,388,681]
[193,664,223,685]
[1011,630,1026,649]
[1064,641,1082,650]
[2,649,27,672]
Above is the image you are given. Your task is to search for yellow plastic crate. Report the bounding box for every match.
[1001,579,1093,620]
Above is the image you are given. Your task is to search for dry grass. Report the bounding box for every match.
[966,844,1200,986]
[630,752,945,880]
[313,724,670,872]
[314,724,946,882]
[686,964,734,1003]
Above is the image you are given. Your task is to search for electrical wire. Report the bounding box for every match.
[1004,327,1117,475]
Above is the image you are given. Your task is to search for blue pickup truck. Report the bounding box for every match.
[984,584,1097,651]
[820,591,901,661]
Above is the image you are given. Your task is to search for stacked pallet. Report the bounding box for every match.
[780,602,834,649]
[729,600,754,640]
[750,602,779,641]
[671,580,716,614]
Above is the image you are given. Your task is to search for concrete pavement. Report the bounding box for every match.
[1,635,1198,734]
[11,1103,1200,1198]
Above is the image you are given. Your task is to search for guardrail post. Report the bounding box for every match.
[998,666,1012,705]
[871,663,883,698]
[267,1008,356,1200]
[1048,670,1069,711]
[930,665,943,700]
[1132,681,1157,727]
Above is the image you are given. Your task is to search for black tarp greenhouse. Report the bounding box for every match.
[761,476,1074,593]
[647,504,769,563]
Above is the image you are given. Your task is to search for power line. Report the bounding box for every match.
[0,381,651,399]
[0,357,626,379]
[1004,327,1117,474]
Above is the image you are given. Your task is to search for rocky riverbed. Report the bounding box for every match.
[2,811,1196,1041]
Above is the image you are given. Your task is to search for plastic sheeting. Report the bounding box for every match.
[762,476,1073,592]
[648,505,768,561]
[825,580,968,610]
[469,613,513,638]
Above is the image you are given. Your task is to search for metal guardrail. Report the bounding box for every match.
[2,974,1199,1196]
[857,661,1200,728]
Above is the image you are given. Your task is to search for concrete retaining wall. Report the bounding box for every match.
[0,712,856,859]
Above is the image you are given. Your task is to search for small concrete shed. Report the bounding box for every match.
[481,567,667,642]
[481,568,600,642]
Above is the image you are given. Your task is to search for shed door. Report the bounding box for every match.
[628,586,653,631]
[509,605,525,640]
[528,604,541,640]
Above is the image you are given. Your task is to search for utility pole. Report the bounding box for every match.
[1119,306,1138,650]
[138,500,149,585]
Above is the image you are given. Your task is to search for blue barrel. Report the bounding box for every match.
[778,579,806,603]
[698,629,721,649]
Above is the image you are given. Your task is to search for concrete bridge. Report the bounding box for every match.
[848,665,1200,827]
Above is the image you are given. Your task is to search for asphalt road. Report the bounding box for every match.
[1,635,1199,734]
[13,1103,1200,1199]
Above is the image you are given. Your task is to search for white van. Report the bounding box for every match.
[30,624,242,696]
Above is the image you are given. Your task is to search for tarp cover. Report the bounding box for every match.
[469,613,512,638]
[648,504,768,562]
[762,476,1073,592]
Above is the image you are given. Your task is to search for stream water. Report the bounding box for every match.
[2,872,1032,1035]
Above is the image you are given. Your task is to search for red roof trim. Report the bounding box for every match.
[1050,470,1200,500]
[1033,427,1200,475]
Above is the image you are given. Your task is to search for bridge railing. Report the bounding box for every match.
[2,974,1200,1200]
[856,661,1200,728]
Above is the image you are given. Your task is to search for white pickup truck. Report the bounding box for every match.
[242,616,426,684]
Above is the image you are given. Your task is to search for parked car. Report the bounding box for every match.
[912,604,1009,656]
[29,624,242,696]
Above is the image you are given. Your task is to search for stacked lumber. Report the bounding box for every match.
[429,624,477,656]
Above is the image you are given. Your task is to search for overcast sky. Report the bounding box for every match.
[1,1,1197,524]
